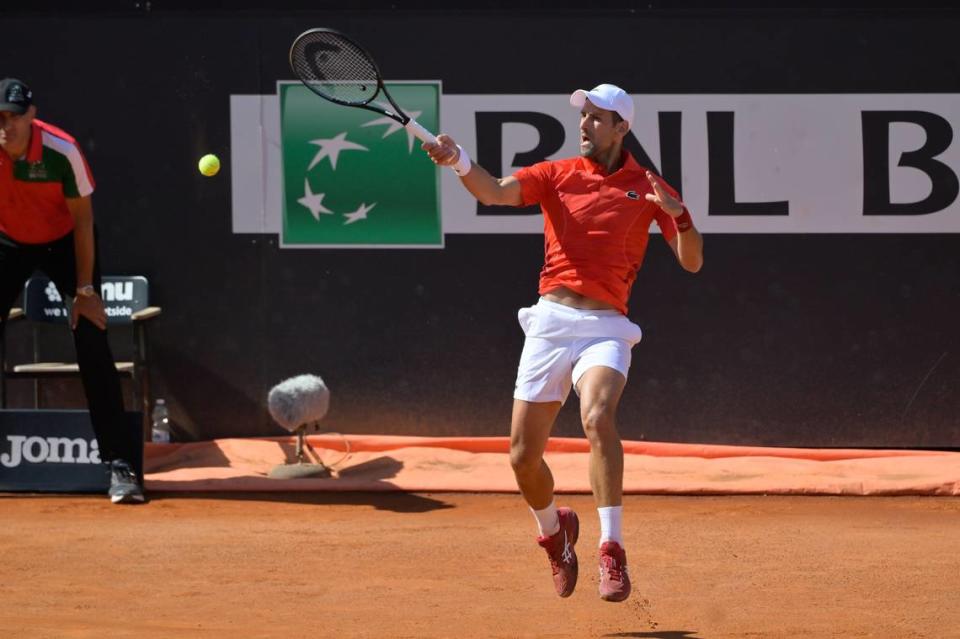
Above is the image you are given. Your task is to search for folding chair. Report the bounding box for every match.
[0,275,161,438]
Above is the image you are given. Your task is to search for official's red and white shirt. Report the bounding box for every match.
[514,151,682,315]
[0,119,95,244]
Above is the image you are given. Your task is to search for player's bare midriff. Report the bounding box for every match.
[542,286,619,312]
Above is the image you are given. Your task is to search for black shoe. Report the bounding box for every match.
[108,459,145,504]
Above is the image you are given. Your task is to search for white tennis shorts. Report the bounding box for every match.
[513,298,643,404]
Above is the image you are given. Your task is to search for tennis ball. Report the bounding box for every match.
[198,153,220,177]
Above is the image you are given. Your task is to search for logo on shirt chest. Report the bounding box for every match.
[626,191,641,200]
[27,162,49,180]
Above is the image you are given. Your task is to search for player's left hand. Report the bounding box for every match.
[644,170,685,217]
[71,294,108,331]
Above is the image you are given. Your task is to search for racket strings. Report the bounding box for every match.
[291,32,379,105]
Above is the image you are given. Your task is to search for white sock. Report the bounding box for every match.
[598,506,623,546]
[531,501,560,537]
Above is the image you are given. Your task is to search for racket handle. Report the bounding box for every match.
[405,118,438,145]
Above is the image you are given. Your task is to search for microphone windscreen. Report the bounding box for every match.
[267,374,330,431]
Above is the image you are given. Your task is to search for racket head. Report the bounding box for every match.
[289,28,384,107]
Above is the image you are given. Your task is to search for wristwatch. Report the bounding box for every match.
[76,284,96,298]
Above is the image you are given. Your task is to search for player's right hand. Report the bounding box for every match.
[422,134,460,167]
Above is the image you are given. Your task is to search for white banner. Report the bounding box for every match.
[231,92,960,235]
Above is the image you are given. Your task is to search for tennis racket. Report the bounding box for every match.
[289,28,438,146]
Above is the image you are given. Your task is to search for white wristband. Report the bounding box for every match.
[452,144,472,177]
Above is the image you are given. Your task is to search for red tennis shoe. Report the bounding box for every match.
[598,540,631,602]
[536,507,579,597]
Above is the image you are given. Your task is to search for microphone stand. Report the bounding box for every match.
[268,422,332,479]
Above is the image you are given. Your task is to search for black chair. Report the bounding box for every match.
[0,275,162,438]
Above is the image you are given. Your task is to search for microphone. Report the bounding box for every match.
[267,374,330,432]
[266,374,336,479]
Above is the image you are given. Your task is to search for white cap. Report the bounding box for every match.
[569,83,634,128]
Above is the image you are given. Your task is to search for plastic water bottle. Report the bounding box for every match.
[151,398,172,443]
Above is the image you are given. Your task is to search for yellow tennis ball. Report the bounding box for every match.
[198,153,220,177]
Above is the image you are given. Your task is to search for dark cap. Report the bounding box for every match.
[0,78,33,114]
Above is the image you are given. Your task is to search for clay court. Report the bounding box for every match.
[2,491,958,638]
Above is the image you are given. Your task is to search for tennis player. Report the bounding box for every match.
[423,83,703,602]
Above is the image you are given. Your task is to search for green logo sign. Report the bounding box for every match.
[279,81,442,247]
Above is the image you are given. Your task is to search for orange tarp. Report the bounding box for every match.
[143,435,960,496]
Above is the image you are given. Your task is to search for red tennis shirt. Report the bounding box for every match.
[0,119,95,244]
[514,151,681,315]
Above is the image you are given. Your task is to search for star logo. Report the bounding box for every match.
[361,110,423,153]
[297,178,333,220]
[343,202,376,225]
[279,81,442,247]
[307,132,368,170]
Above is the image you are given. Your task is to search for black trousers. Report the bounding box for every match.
[0,229,133,464]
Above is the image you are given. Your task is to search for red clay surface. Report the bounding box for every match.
[1,492,958,638]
